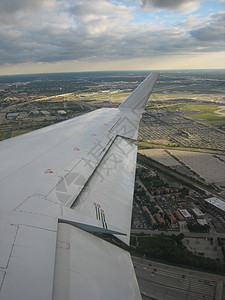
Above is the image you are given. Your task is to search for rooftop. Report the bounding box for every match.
[204,197,225,212]
[192,208,204,217]
[179,209,192,218]
[197,219,208,226]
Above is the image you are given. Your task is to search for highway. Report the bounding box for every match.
[133,257,224,300]
[131,228,225,239]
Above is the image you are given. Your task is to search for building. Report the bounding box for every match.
[166,211,177,224]
[155,213,165,226]
[142,206,157,226]
[179,209,192,220]
[197,219,208,226]
[204,197,225,216]
[58,110,67,115]
[192,208,204,219]
[7,112,19,119]
[174,210,185,221]
[178,221,187,229]
[40,110,50,115]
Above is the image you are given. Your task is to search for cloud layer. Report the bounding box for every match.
[0,0,224,71]
[140,0,202,14]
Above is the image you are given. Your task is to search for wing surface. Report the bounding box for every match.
[0,72,159,299]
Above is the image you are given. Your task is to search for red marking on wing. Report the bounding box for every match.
[44,169,53,174]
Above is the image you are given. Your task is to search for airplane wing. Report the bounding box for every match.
[0,72,159,300]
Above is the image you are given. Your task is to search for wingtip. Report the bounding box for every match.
[119,72,159,111]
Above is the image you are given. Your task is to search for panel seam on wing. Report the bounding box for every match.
[69,135,118,208]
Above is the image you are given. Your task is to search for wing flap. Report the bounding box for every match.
[52,223,141,300]
[72,136,137,245]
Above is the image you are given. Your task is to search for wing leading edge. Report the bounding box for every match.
[0,72,159,300]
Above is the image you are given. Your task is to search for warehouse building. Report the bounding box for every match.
[192,208,204,218]
[204,197,225,216]
[179,209,192,220]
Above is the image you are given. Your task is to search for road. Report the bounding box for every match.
[133,257,224,300]
[131,228,225,239]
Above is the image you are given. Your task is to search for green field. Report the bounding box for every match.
[148,101,225,124]
[146,100,225,124]
[186,104,225,124]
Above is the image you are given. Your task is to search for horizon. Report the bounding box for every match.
[0,68,225,78]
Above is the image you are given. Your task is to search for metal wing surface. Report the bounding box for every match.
[0,72,159,300]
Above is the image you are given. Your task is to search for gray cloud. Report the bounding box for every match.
[0,0,56,25]
[0,0,42,14]
[190,12,225,42]
[0,0,224,67]
[140,0,201,13]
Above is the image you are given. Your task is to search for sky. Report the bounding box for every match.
[0,0,224,75]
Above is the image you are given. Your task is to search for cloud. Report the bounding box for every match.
[190,12,225,42]
[140,0,202,14]
[69,0,134,36]
[0,0,54,13]
[0,0,57,25]
[0,0,224,70]
[178,14,211,29]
